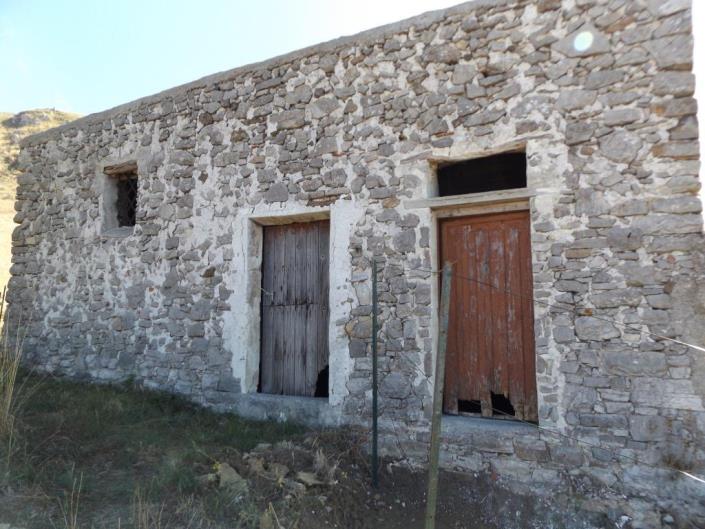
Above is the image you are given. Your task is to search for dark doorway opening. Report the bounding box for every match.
[457,400,482,414]
[456,395,517,419]
[491,392,516,418]
[314,365,329,398]
[437,152,526,197]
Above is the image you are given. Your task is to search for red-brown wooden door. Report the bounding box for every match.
[439,210,537,422]
[260,220,330,397]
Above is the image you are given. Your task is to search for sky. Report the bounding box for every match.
[0,0,459,115]
[1,0,703,174]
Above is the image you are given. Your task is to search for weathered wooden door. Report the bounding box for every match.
[439,210,537,422]
[260,220,330,397]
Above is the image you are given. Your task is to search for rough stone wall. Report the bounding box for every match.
[9,0,704,526]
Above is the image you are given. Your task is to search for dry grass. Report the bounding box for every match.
[132,487,165,529]
[0,288,22,446]
[57,473,83,529]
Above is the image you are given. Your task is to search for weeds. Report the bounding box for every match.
[155,449,200,495]
[259,503,284,529]
[57,472,83,529]
[0,286,23,445]
[133,487,165,529]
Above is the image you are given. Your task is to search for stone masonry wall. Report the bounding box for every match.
[9,1,705,527]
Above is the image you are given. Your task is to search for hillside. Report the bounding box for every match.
[0,109,80,182]
[0,109,80,291]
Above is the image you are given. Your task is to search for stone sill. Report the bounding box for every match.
[442,414,538,438]
[227,393,341,428]
[405,188,536,211]
[102,226,134,238]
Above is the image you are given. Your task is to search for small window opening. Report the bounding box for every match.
[104,161,138,229]
[115,174,138,227]
[437,152,526,197]
[314,365,329,398]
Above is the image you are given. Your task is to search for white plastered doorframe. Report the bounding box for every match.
[224,200,356,408]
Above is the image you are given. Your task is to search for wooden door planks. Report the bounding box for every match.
[439,210,537,422]
[260,220,330,397]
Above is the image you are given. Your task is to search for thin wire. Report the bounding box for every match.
[396,263,705,354]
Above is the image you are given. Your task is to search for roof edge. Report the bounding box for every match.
[22,0,493,147]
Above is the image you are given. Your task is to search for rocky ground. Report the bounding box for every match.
[0,109,79,291]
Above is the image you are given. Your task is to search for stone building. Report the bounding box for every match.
[9,0,705,526]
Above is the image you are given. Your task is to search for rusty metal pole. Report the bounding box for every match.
[371,259,379,488]
[424,262,453,529]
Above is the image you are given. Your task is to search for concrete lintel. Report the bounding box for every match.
[428,139,529,167]
[404,188,536,211]
[103,160,138,176]
[422,134,552,169]
[250,209,330,226]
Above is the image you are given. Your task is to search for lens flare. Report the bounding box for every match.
[573,30,594,52]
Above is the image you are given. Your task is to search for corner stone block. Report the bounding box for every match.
[646,0,690,17]
[645,35,693,70]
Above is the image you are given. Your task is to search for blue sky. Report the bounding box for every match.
[0,0,459,115]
